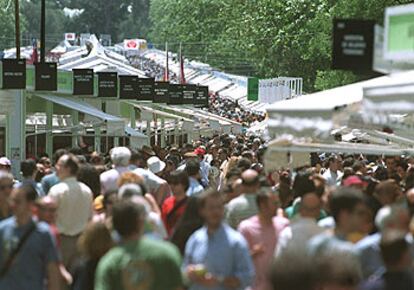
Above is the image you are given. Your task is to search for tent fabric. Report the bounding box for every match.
[35,94,125,136]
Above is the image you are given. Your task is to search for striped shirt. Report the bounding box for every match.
[225,193,258,229]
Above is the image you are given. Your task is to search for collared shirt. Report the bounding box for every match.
[0,217,59,290]
[322,169,341,187]
[200,160,211,186]
[225,194,258,229]
[100,166,130,194]
[133,167,167,195]
[275,217,324,257]
[184,223,254,290]
[238,215,289,290]
[187,177,204,197]
[49,177,93,236]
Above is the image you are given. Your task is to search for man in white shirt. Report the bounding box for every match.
[100,147,131,194]
[322,155,342,187]
[49,153,93,269]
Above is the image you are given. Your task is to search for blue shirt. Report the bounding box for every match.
[0,217,59,290]
[16,179,45,197]
[187,177,204,197]
[41,172,60,194]
[183,223,254,290]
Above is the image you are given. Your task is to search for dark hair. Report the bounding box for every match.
[269,248,317,290]
[330,187,363,223]
[185,159,200,177]
[169,170,190,191]
[237,158,252,172]
[21,159,37,178]
[112,200,146,237]
[53,149,68,165]
[18,185,38,202]
[292,171,315,198]
[170,196,204,255]
[225,168,242,180]
[59,154,80,175]
[130,149,144,164]
[103,191,117,209]
[380,230,409,267]
[352,161,365,173]
[198,189,223,209]
[77,164,101,198]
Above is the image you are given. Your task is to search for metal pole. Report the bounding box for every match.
[40,0,46,62]
[15,0,20,59]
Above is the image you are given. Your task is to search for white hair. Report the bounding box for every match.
[118,183,143,200]
[110,147,131,167]
[375,205,408,231]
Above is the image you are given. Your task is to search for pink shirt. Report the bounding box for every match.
[238,215,289,290]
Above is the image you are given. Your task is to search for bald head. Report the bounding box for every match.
[241,169,259,185]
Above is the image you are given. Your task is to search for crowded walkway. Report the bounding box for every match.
[0,134,414,290]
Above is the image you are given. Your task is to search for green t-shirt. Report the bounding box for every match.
[95,237,183,290]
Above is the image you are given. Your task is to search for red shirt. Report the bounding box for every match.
[161,196,188,237]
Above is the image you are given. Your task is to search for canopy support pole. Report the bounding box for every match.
[45,101,53,159]
[71,109,79,148]
[160,118,165,148]
[94,126,101,153]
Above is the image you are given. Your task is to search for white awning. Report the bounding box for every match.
[35,94,125,136]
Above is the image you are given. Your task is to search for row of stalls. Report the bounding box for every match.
[138,49,269,115]
[264,70,414,171]
[1,36,242,176]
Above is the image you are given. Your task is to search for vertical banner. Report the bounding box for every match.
[153,82,169,103]
[73,69,94,95]
[332,19,375,71]
[137,78,155,101]
[97,72,118,98]
[168,84,183,105]
[119,75,138,99]
[182,84,197,105]
[247,77,259,101]
[35,62,57,91]
[195,85,209,108]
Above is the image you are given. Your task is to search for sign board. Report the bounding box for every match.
[153,82,169,103]
[2,59,26,89]
[137,78,154,101]
[97,72,118,97]
[73,69,94,95]
[332,19,375,71]
[64,33,76,41]
[384,4,414,61]
[195,85,209,108]
[182,84,197,105]
[35,62,57,91]
[168,84,183,105]
[247,77,259,101]
[119,75,138,99]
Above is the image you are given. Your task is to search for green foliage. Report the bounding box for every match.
[0,0,20,49]
[149,0,413,91]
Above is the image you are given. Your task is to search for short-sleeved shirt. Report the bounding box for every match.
[100,166,130,194]
[95,237,183,290]
[48,177,93,236]
[183,223,255,290]
[0,217,59,290]
[238,216,289,290]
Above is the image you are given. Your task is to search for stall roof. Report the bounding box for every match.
[124,101,194,122]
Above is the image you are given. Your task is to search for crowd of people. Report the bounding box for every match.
[0,133,414,290]
[209,94,265,127]
[128,54,179,83]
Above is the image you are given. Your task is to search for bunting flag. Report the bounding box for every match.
[163,42,169,82]
[30,39,38,64]
[179,43,186,84]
